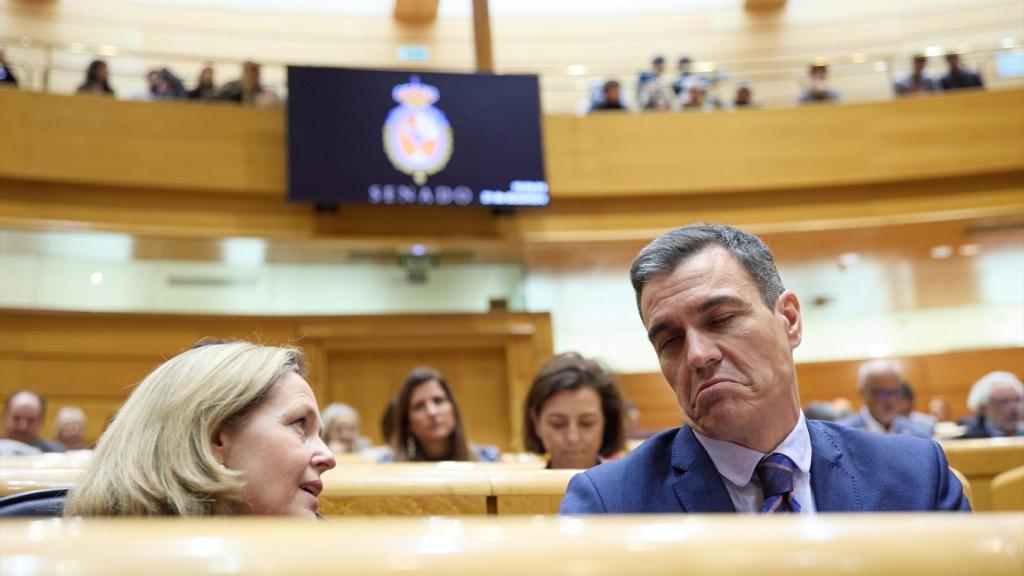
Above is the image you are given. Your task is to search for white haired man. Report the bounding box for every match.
[837,359,932,439]
[961,372,1024,438]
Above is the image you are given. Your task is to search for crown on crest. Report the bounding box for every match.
[391,75,440,108]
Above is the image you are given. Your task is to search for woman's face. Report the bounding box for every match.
[535,387,605,469]
[407,379,455,444]
[214,372,336,517]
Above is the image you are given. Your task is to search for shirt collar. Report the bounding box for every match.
[692,413,812,488]
[860,405,891,433]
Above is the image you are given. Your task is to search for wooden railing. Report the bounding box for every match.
[0,515,1020,575]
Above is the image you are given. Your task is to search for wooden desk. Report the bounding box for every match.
[940,437,1024,511]
[318,467,492,516]
[0,515,1019,575]
[0,468,83,497]
[486,469,578,515]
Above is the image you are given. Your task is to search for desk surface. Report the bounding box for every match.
[1,514,1020,576]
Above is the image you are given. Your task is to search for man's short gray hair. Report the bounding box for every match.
[629,223,785,321]
[967,371,1024,413]
[857,359,904,392]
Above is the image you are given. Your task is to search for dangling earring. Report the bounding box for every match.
[406,436,417,460]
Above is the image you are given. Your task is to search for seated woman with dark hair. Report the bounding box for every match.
[64,341,336,517]
[523,353,626,469]
[389,367,498,462]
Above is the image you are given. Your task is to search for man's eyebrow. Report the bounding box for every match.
[647,321,670,343]
[696,294,745,315]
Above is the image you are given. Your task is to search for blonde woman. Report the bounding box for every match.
[64,341,335,517]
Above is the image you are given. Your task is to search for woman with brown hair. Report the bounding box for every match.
[523,352,626,469]
[389,367,497,462]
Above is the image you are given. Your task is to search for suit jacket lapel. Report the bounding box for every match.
[670,426,736,513]
[808,420,862,512]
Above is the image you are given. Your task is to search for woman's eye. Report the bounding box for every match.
[291,417,307,432]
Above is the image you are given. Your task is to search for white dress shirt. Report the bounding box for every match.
[693,413,816,514]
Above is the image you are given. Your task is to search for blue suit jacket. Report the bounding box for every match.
[560,420,969,513]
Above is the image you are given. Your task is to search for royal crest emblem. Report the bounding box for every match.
[382,76,453,185]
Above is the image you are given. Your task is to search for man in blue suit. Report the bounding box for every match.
[560,224,969,514]
[836,359,934,439]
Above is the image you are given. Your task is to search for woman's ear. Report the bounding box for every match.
[210,425,234,465]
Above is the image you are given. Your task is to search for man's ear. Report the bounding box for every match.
[776,290,803,349]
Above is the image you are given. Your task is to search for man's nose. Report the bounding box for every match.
[686,330,722,371]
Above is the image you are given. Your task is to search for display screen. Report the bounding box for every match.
[287,66,548,207]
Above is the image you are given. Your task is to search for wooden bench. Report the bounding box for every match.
[0,514,1019,575]
[940,437,1024,511]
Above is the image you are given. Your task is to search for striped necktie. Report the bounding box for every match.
[756,453,802,514]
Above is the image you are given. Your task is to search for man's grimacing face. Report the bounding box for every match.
[640,247,802,443]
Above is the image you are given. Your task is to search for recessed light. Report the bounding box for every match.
[958,243,982,257]
[930,245,954,259]
[90,272,103,285]
[838,252,861,267]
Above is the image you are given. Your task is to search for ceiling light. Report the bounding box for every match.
[90,272,103,285]
[930,245,954,259]
[958,243,982,257]
[838,252,861,267]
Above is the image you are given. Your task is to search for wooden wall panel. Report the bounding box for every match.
[328,346,509,449]
[3,89,1022,201]
[619,347,1024,431]
[1,89,1022,249]
[0,310,554,448]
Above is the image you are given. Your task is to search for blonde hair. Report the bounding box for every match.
[64,341,304,517]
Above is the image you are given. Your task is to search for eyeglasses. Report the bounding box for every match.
[869,388,903,400]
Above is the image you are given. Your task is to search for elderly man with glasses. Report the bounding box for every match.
[838,359,933,439]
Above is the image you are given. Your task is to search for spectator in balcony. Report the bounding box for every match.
[77,59,114,96]
[671,56,702,97]
[894,54,938,96]
[797,62,840,104]
[637,55,671,111]
[591,79,626,112]
[0,48,18,87]
[135,69,185,101]
[219,61,281,107]
[188,66,218,100]
[680,80,711,112]
[940,52,984,91]
[733,83,756,109]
